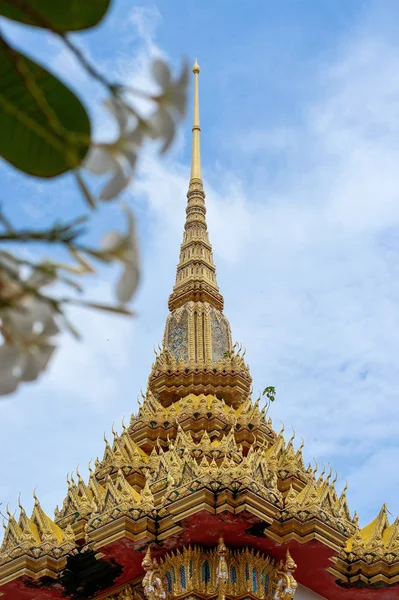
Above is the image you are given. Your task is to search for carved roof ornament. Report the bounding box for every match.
[157,542,287,599]
[216,537,228,600]
[142,547,167,600]
[273,550,298,600]
[0,492,76,568]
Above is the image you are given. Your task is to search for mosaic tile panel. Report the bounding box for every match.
[167,310,189,361]
[211,309,230,362]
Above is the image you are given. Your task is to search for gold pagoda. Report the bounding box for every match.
[1,62,399,600]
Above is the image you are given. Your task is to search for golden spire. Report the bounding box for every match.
[168,60,224,311]
[148,60,252,408]
[190,59,202,183]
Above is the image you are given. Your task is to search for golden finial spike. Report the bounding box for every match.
[142,545,152,566]
[190,59,202,183]
[288,427,296,445]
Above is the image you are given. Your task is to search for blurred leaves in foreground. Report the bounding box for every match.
[0,0,189,396]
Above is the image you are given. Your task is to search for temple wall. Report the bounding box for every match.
[296,583,327,599]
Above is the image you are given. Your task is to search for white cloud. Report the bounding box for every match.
[129,5,163,53]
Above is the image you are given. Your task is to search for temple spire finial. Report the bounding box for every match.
[190,59,202,184]
[167,58,224,312]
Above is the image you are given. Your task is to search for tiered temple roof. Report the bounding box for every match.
[1,62,398,600]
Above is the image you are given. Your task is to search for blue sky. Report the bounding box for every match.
[1,0,399,529]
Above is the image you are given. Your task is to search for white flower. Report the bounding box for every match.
[149,59,189,153]
[83,60,188,195]
[84,99,143,201]
[148,107,175,153]
[101,205,140,303]
[0,297,59,396]
[152,59,189,118]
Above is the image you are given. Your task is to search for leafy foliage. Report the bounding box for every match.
[0,0,111,32]
[0,36,91,177]
[262,386,276,402]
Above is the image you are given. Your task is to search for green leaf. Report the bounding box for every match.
[0,37,91,177]
[262,385,276,403]
[0,0,111,32]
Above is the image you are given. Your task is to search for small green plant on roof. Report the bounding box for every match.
[262,386,276,403]
[261,386,276,417]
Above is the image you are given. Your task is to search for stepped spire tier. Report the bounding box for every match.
[149,61,252,408]
[168,58,222,312]
[1,61,399,600]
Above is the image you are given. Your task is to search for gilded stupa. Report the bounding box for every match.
[1,62,399,600]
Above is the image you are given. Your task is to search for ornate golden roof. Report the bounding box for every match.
[330,504,399,587]
[0,493,75,575]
